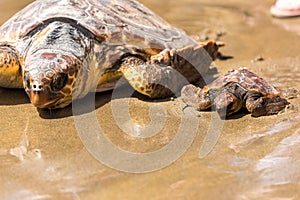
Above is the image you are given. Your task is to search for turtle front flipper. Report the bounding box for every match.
[120,43,219,98]
[244,91,289,117]
[120,57,186,98]
[0,45,23,88]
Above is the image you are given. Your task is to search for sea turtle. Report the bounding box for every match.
[0,0,220,108]
[181,68,290,118]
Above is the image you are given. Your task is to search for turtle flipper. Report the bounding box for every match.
[149,41,219,83]
[199,40,224,60]
[245,91,289,117]
[120,43,218,98]
[120,57,186,98]
[0,45,23,88]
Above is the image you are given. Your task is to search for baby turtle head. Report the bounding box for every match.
[23,52,79,108]
[214,92,243,119]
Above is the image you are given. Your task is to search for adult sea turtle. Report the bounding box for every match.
[0,0,220,108]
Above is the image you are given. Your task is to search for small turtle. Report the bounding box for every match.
[181,68,290,118]
[0,0,220,108]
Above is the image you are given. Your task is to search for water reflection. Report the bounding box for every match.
[230,115,300,152]
[0,0,300,199]
[245,132,300,199]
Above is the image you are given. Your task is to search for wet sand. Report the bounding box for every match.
[0,0,300,199]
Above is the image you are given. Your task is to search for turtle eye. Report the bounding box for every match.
[50,73,68,92]
[227,102,233,110]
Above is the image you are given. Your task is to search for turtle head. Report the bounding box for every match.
[214,92,243,119]
[23,52,79,108]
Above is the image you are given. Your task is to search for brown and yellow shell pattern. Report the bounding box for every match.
[0,0,195,49]
[0,0,220,109]
[202,68,282,97]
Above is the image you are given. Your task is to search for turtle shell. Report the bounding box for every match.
[0,0,196,50]
[202,68,282,97]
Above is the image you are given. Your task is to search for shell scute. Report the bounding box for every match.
[205,68,282,97]
[0,0,195,50]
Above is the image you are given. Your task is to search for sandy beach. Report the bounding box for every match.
[0,0,300,199]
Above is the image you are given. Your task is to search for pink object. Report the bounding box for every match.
[270,0,300,17]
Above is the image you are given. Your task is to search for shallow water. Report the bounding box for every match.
[0,0,300,199]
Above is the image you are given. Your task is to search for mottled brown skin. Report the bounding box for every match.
[0,0,220,109]
[120,42,220,98]
[181,68,289,118]
[0,45,23,88]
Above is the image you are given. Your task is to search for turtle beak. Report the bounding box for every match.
[29,81,45,107]
[28,81,58,108]
[30,90,48,108]
[29,90,60,108]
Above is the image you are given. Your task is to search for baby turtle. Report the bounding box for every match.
[181,68,290,118]
[0,0,220,108]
